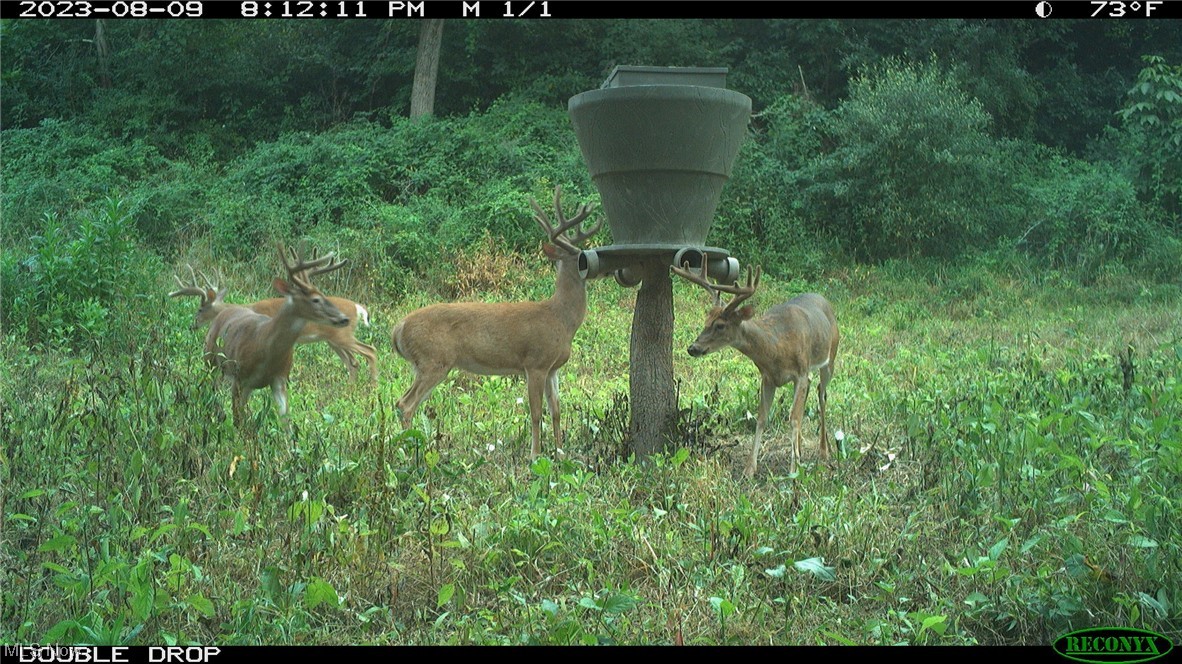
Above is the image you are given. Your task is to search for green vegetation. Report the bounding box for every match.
[3,260,1179,644]
[2,19,1180,646]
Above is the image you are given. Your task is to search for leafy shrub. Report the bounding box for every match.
[129,159,221,251]
[2,198,163,349]
[0,119,167,244]
[1115,55,1182,216]
[200,96,590,281]
[1008,141,1176,281]
[714,94,835,277]
[794,57,1010,261]
[1132,233,1182,283]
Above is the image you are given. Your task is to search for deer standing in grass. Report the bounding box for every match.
[672,262,839,477]
[170,266,378,382]
[181,246,350,428]
[392,187,600,458]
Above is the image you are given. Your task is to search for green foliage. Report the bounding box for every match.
[1115,55,1182,215]
[1,21,420,156]
[1008,143,1173,279]
[1,119,168,243]
[713,94,835,277]
[6,18,1182,649]
[3,260,1181,644]
[4,23,1180,283]
[1,198,163,349]
[197,97,590,279]
[0,20,98,126]
[834,20,1042,139]
[795,58,1007,260]
[903,337,1182,637]
[780,57,1179,278]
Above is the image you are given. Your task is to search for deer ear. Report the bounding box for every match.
[542,243,561,260]
[273,278,290,295]
[737,305,756,320]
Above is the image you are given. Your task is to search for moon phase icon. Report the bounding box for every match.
[1036,1,1053,17]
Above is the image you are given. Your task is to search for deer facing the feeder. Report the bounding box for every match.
[672,262,839,477]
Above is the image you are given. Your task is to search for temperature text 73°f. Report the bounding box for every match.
[1090,1,1164,17]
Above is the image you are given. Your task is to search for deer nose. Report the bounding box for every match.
[687,345,705,357]
[332,316,349,328]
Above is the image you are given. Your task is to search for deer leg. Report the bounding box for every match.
[526,369,547,459]
[234,382,257,431]
[544,370,562,452]
[272,379,291,432]
[818,360,834,461]
[355,341,379,383]
[747,378,777,479]
[328,342,359,381]
[788,375,811,471]
[396,365,447,430]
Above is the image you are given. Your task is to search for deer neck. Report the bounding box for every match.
[729,318,775,368]
[262,298,310,349]
[547,256,587,332]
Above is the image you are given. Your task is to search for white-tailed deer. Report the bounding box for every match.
[672,262,839,477]
[170,266,377,382]
[392,187,601,458]
[179,246,350,428]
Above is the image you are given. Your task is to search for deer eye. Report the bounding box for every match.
[713,321,726,331]
[312,297,322,304]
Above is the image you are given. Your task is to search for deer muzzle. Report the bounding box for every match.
[687,345,706,358]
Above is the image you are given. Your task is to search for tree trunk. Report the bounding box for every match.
[94,20,112,88]
[410,20,444,119]
[628,258,678,457]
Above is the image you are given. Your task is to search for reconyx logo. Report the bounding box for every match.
[1054,627,1173,664]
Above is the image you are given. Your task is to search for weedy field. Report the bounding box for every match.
[2,255,1180,645]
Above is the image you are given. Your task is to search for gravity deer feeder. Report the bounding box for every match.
[568,65,751,455]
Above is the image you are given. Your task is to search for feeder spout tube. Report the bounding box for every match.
[671,248,740,286]
[578,249,604,281]
[579,249,645,281]
[614,267,642,287]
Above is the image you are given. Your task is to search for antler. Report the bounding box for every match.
[278,244,348,287]
[169,264,214,304]
[199,268,221,294]
[529,186,601,253]
[671,260,761,313]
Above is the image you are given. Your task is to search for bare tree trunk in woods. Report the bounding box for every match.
[94,20,112,88]
[410,20,444,119]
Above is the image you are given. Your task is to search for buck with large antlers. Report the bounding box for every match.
[672,261,839,477]
[182,246,350,428]
[170,266,377,382]
[392,186,601,458]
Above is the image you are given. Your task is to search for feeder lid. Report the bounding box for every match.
[602,66,729,90]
